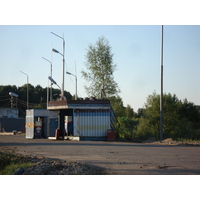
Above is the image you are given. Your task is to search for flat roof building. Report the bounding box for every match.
[47,99,115,141]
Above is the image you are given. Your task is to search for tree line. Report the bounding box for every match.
[114,92,200,141]
[0,84,72,117]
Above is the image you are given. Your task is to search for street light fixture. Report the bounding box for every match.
[52,48,62,55]
[9,92,19,108]
[42,57,53,101]
[48,76,61,90]
[51,32,65,98]
[66,71,77,100]
[20,70,29,109]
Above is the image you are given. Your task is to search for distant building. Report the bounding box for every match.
[0,108,25,132]
[0,108,19,118]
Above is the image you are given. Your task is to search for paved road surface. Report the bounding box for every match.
[0,135,200,175]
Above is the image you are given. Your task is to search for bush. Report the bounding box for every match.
[134,118,158,140]
[118,117,138,140]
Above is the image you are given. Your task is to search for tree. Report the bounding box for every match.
[135,108,145,118]
[143,92,183,139]
[82,36,120,98]
[126,104,134,119]
[136,92,200,140]
[109,96,126,117]
[118,117,138,139]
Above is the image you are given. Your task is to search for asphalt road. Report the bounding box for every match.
[1,135,200,175]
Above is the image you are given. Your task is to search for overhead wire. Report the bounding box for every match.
[0,98,10,102]
[0,95,10,99]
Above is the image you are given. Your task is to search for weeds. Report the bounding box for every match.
[0,162,33,175]
[0,148,33,175]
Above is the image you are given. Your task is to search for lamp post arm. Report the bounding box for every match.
[51,32,65,42]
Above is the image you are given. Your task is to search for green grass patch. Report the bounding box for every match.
[0,148,34,175]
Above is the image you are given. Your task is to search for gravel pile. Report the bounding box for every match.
[10,154,106,175]
[22,158,105,175]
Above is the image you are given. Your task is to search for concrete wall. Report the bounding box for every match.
[0,118,25,132]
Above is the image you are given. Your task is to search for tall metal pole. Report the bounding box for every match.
[75,75,77,100]
[62,34,65,98]
[51,32,65,97]
[50,62,52,100]
[42,57,53,101]
[160,25,164,141]
[75,61,77,100]
[66,72,77,100]
[20,71,29,109]
[47,78,49,107]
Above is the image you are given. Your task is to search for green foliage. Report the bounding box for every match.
[116,92,200,141]
[126,104,134,119]
[0,148,33,175]
[82,36,120,98]
[134,108,145,118]
[0,162,33,175]
[134,118,155,140]
[118,117,138,139]
[109,96,126,117]
[134,92,200,140]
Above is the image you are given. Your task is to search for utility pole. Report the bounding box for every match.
[51,32,65,97]
[20,71,29,109]
[42,57,53,101]
[160,25,164,141]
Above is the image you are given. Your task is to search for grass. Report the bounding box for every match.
[0,162,33,175]
[0,147,34,175]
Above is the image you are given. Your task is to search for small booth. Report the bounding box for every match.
[25,109,58,139]
[47,99,115,141]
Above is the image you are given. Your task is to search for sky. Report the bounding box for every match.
[1,25,200,111]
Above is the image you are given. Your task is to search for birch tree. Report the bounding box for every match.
[82,36,120,98]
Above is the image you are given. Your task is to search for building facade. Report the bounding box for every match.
[47,99,114,140]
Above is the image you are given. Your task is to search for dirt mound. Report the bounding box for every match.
[22,157,105,175]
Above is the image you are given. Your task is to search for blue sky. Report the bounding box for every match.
[1,25,200,111]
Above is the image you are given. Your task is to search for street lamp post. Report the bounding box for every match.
[42,57,53,101]
[66,71,77,100]
[51,32,65,98]
[160,25,164,141]
[48,75,64,139]
[20,70,29,109]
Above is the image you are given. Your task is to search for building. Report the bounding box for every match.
[25,109,58,139]
[0,108,19,118]
[47,99,115,141]
[0,108,25,133]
